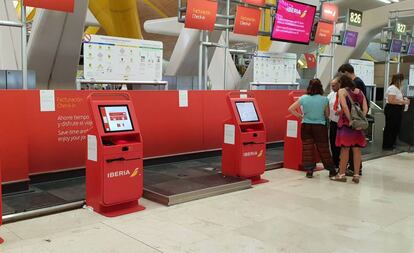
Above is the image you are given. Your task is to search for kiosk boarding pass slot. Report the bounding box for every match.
[86,92,145,217]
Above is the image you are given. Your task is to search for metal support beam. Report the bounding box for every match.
[21,1,28,90]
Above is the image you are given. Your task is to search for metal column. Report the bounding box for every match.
[223,0,230,90]
[21,0,28,90]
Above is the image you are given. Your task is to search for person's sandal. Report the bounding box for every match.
[331,174,347,182]
[352,175,360,184]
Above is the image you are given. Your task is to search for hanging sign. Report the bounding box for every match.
[24,0,75,13]
[304,54,316,69]
[244,0,265,6]
[314,21,334,45]
[321,3,338,22]
[185,0,218,31]
[348,9,363,27]
[395,22,407,35]
[233,6,261,36]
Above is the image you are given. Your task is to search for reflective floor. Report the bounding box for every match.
[1,152,413,253]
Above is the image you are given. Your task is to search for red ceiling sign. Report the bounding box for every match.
[185,0,218,31]
[243,0,265,6]
[314,21,334,45]
[321,3,339,22]
[24,0,75,13]
[233,6,261,36]
[304,53,316,69]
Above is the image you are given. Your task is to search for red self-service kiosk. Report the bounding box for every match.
[222,92,268,184]
[86,93,145,217]
[284,91,321,171]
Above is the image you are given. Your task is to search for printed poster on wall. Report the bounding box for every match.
[83,34,163,82]
[233,6,261,36]
[25,0,74,12]
[253,52,297,84]
[314,21,334,45]
[185,0,218,31]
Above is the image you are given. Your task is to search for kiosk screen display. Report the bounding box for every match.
[407,42,414,56]
[235,102,259,122]
[271,0,316,45]
[99,105,134,132]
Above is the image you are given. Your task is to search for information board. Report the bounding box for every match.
[349,59,375,86]
[83,35,163,82]
[253,52,297,84]
[409,65,414,86]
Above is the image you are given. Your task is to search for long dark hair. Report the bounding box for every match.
[338,75,355,90]
[391,73,404,88]
[307,78,323,95]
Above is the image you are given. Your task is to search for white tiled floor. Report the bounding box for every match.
[1,153,414,253]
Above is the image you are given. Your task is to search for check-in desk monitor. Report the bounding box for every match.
[235,102,259,123]
[99,105,134,132]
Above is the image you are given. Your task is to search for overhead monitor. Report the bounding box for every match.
[390,39,403,53]
[270,0,316,45]
[342,30,359,48]
[99,105,134,132]
[235,101,259,123]
[407,42,414,56]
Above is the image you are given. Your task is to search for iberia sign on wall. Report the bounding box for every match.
[321,3,338,22]
[234,6,261,36]
[185,0,218,31]
[304,53,316,69]
[25,0,74,12]
[314,21,334,45]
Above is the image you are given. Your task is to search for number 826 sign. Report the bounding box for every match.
[348,9,363,27]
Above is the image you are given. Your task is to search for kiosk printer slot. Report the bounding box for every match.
[222,92,268,184]
[86,93,145,217]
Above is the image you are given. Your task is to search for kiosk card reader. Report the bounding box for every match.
[222,92,268,184]
[86,93,145,217]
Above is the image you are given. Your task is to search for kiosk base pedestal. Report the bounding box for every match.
[250,176,269,185]
[92,201,145,218]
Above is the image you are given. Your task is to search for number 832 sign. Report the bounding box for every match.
[348,9,363,27]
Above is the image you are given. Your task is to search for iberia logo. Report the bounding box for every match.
[130,168,139,177]
[300,9,308,18]
[257,150,263,157]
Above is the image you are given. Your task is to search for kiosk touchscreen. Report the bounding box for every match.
[86,93,145,217]
[222,92,268,184]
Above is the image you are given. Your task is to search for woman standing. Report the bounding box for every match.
[383,73,410,150]
[332,75,368,184]
[288,79,336,178]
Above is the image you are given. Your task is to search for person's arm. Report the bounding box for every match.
[288,100,303,119]
[325,105,330,119]
[338,89,351,123]
[362,93,368,116]
[388,95,410,105]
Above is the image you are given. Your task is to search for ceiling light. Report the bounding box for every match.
[377,0,391,3]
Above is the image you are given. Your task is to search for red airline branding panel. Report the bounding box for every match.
[234,6,261,36]
[25,0,74,12]
[185,0,218,31]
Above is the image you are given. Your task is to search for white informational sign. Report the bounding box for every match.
[286,120,298,138]
[179,90,188,108]
[87,135,97,162]
[101,106,133,132]
[349,59,375,86]
[409,65,414,86]
[40,90,55,112]
[224,124,235,145]
[83,34,163,82]
[253,52,297,84]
